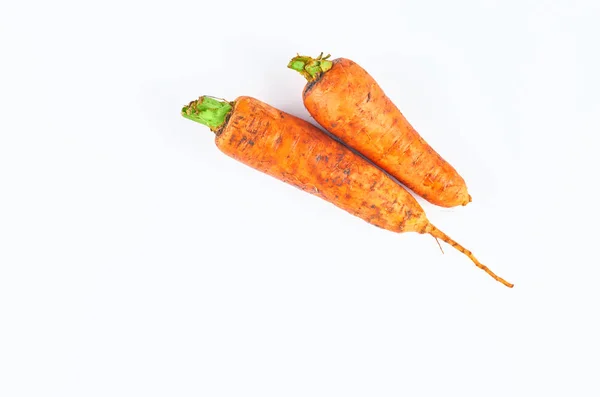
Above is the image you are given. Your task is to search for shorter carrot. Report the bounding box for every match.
[288,53,472,208]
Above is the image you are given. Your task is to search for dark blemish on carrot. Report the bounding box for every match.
[303,78,319,96]
[248,140,255,146]
[406,209,413,220]
[303,66,329,96]
[370,204,376,209]
[275,136,282,144]
[366,92,371,102]
[345,193,352,199]
[370,181,378,191]
[316,154,322,162]
[343,168,351,176]
[323,155,329,163]
[331,122,338,128]
[237,136,248,147]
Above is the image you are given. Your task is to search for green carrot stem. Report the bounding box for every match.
[181,96,233,132]
[287,52,333,81]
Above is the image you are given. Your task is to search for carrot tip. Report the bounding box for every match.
[427,224,513,288]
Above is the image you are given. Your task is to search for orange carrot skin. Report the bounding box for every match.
[217,96,428,233]
[302,58,471,208]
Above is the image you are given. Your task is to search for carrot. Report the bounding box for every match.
[181,95,513,288]
[288,53,471,208]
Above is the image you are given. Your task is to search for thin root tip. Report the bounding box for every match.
[494,276,514,288]
[428,224,513,289]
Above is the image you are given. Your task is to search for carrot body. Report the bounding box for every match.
[293,56,471,208]
[219,96,425,233]
[182,96,512,287]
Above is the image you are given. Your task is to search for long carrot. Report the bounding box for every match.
[181,95,513,287]
[288,53,471,208]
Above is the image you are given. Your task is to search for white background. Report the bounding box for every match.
[1,0,599,396]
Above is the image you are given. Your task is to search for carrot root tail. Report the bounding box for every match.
[427,225,514,288]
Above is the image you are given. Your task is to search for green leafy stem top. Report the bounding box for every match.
[287,52,333,81]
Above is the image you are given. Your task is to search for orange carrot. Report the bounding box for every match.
[181,95,513,287]
[288,53,471,208]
